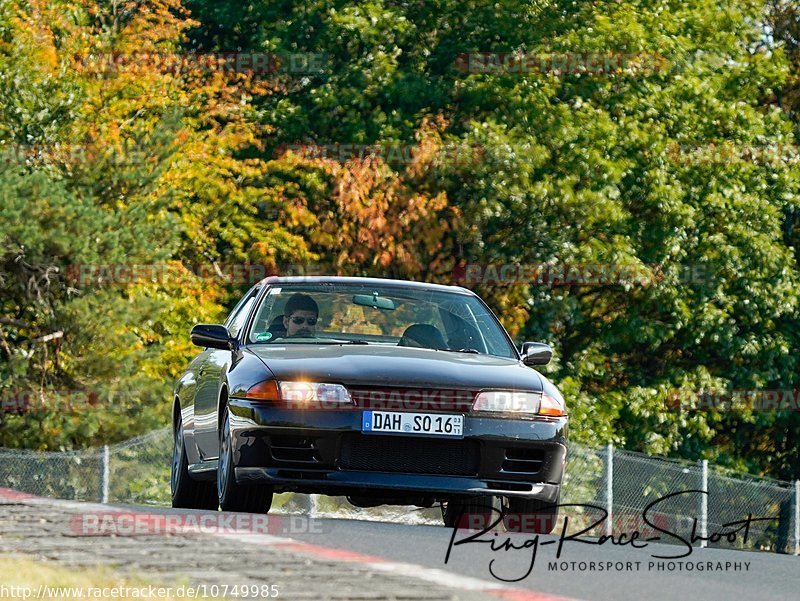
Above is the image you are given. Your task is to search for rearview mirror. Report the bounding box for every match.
[353,292,396,310]
[190,324,234,350]
[521,341,552,366]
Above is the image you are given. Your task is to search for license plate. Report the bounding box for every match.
[361,411,464,438]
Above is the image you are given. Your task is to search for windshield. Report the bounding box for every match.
[246,282,517,359]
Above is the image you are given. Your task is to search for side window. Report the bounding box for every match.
[248,288,282,342]
[225,287,260,337]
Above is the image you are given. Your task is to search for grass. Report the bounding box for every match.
[0,556,224,600]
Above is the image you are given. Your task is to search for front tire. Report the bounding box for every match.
[171,413,218,510]
[217,407,273,512]
[441,495,498,530]
[503,493,560,534]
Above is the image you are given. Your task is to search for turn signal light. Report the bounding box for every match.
[244,380,281,401]
[539,393,566,417]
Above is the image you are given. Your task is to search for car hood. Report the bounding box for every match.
[245,344,543,391]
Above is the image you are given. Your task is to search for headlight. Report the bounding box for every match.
[472,390,566,417]
[244,380,353,408]
[279,381,353,406]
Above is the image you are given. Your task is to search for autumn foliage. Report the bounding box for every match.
[2,0,800,485]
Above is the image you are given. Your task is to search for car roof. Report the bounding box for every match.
[256,275,474,296]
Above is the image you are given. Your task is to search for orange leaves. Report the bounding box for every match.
[273,117,460,280]
[18,1,299,271]
[46,0,279,185]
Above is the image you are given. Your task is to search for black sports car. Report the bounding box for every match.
[171,277,567,532]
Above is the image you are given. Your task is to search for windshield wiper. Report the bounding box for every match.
[441,347,481,354]
[271,338,370,345]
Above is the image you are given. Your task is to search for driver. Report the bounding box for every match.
[282,293,319,337]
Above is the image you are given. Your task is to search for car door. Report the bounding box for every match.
[193,285,260,460]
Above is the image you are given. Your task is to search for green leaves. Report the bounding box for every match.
[187,0,800,477]
[3,0,800,481]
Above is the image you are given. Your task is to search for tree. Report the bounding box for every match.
[187,0,800,476]
[0,0,306,448]
[262,116,460,279]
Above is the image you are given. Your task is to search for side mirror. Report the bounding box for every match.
[520,341,552,366]
[190,324,234,350]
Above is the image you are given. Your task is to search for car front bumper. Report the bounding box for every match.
[227,398,568,500]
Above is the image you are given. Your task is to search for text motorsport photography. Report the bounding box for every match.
[444,490,773,582]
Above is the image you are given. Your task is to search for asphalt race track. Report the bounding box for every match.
[283,513,798,601]
[0,490,795,601]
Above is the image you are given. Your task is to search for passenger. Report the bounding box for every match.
[398,323,448,350]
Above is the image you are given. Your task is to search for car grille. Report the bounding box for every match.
[348,387,477,412]
[338,434,479,476]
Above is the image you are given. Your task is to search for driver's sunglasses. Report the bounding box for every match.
[290,316,317,326]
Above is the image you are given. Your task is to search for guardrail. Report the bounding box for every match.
[0,428,797,555]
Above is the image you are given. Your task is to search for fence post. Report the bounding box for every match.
[101,445,109,504]
[605,443,613,537]
[794,480,799,556]
[699,459,708,548]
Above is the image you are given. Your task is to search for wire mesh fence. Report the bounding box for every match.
[0,428,797,555]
